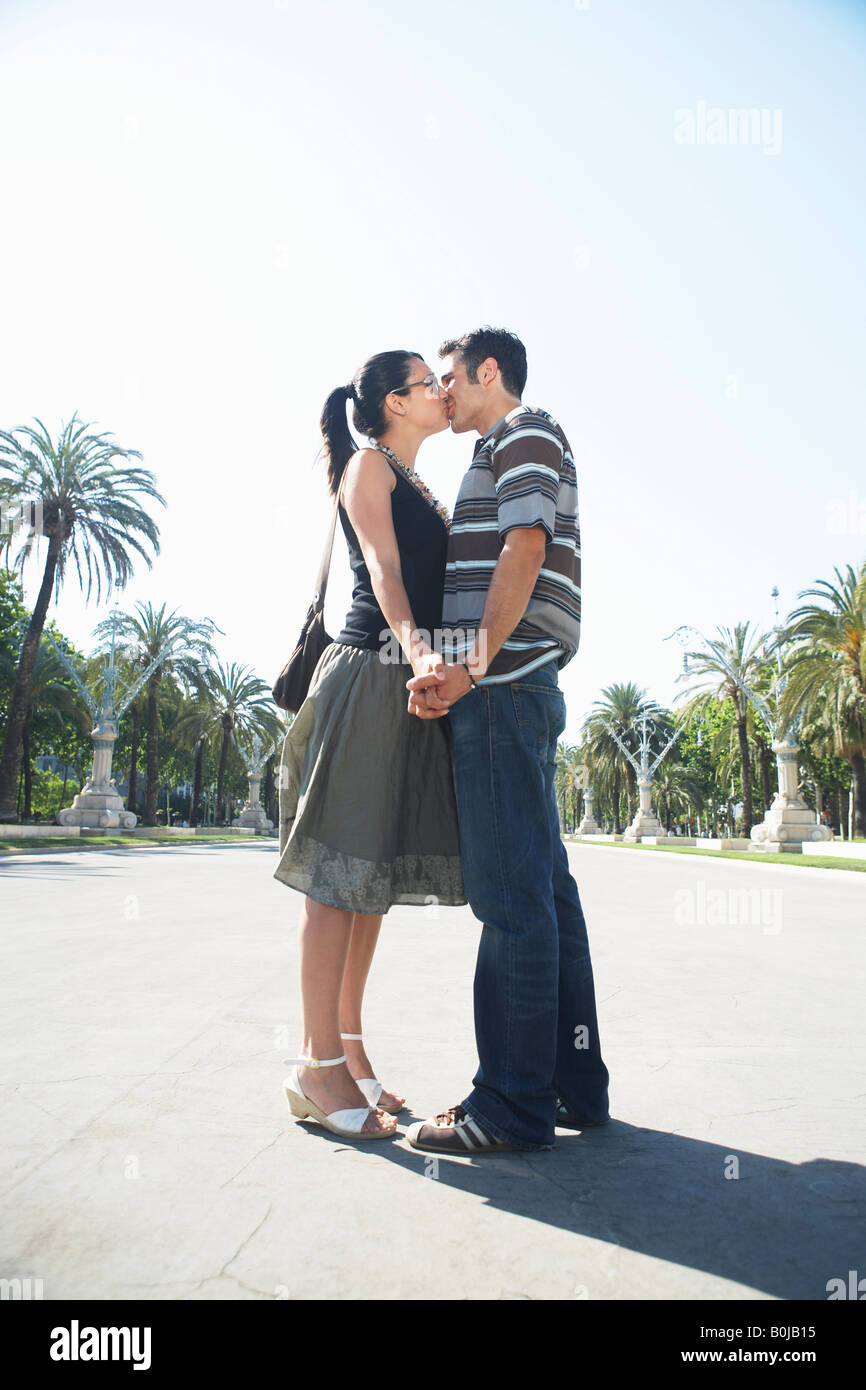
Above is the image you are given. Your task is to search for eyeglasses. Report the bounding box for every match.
[388,372,440,397]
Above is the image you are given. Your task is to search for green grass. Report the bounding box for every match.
[0,833,275,855]
[565,837,866,873]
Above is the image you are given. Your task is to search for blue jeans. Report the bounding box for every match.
[447,659,610,1149]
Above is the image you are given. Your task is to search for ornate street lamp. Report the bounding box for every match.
[47,608,211,832]
[666,598,831,853]
[47,609,170,831]
[602,713,681,841]
[574,760,601,835]
[233,734,275,833]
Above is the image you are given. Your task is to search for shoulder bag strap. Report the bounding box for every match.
[312,487,341,610]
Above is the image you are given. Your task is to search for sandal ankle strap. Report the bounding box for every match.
[285,1054,346,1069]
[340,1033,363,1041]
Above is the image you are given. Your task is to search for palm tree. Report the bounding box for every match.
[93,602,220,825]
[651,758,704,833]
[0,608,23,713]
[555,742,586,833]
[262,750,278,827]
[673,623,770,834]
[262,713,292,827]
[582,682,662,832]
[203,662,284,823]
[751,712,775,815]
[0,414,164,820]
[18,638,90,819]
[125,692,147,816]
[173,676,224,828]
[554,745,570,830]
[742,656,778,815]
[778,563,866,836]
[582,737,623,832]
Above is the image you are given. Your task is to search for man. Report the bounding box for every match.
[405,326,610,1155]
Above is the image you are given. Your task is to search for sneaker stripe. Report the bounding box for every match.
[464,1117,492,1147]
[455,1124,476,1149]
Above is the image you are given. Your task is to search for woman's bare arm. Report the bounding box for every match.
[341,449,442,676]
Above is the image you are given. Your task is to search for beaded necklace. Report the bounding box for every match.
[372,441,451,531]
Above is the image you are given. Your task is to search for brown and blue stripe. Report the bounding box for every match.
[442,405,581,683]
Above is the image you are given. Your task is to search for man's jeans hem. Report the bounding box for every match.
[462,1096,554,1152]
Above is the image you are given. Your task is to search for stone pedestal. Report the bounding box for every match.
[750,738,833,853]
[624,777,666,840]
[233,772,273,832]
[56,720,136,831]
[641,836,697,846]
[577,786,600,836]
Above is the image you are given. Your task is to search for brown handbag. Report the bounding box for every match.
[272,496,339,712]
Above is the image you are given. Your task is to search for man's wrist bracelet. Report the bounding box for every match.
[462,662,478,689]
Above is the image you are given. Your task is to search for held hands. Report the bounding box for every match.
[409,648,447,685]
[406,661,475,719]
[406,647,450,720]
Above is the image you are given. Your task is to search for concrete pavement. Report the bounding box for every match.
[1,840,864,1300]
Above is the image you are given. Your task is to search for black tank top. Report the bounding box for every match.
[336,461,449,653]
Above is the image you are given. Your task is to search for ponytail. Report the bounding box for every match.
[320,349,423,497]
[320,384,357,497]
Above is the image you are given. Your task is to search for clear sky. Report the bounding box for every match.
[2,0,864,739]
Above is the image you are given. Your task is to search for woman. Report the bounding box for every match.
[276,349,465,1141]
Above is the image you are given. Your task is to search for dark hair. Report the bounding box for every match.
[320,350,424,496]
[438,326,527,398]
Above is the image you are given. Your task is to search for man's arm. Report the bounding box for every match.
[467,524,548,675]
[407,524,547,717]
[409,414,562,716]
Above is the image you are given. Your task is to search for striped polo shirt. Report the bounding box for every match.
[441,404,581,685]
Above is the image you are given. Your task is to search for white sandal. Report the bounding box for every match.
[284,1053,396,1140]
[341,1033,405,1115]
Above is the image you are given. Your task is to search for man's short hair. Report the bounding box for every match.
[439,326,527,399]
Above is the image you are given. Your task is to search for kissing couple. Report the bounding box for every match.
[275,325,609,1154]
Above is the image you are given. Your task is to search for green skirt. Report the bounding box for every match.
[273,642,466,913]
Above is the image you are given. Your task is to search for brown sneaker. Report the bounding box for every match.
[555,1101,610,1129]
[406,1104,520,1154]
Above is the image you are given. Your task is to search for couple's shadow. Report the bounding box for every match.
[309,1117,864,1300]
